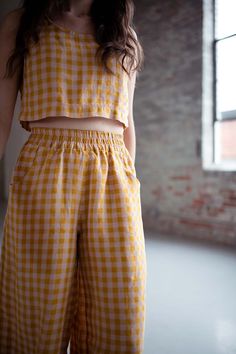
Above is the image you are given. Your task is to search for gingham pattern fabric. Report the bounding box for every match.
[18,17,130,132]
[0,127,147,354]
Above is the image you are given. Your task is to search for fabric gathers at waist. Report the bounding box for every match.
[28,127,126,152]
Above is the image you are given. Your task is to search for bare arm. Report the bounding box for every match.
[0,9,23,161]
[123,68,137,164]
[123,27,139,164]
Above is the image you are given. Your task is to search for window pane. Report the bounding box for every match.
[214,121,236,162]
[216,36,236,118]
[215,0,236,39]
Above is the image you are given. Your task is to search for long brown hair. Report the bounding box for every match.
[3,0,144,87]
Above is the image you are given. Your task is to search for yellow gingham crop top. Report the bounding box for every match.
[18,17,130,132]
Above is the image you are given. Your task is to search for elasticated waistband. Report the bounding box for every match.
[29,127,126,151]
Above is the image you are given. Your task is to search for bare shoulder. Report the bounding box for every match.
[0,8,24,35]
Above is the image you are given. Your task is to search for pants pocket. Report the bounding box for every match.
[120,147,141,188]
[9,142,46,187]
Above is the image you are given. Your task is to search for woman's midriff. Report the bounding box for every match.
[28,116,125,134]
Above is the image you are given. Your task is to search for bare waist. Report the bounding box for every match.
[27,116,125,134]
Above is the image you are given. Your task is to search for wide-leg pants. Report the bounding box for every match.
[0,127,147,354]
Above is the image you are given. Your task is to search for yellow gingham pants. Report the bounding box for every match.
[0,127,147,354]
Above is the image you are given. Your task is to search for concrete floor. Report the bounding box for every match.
[1,199,236,354]
[144,233,236,354]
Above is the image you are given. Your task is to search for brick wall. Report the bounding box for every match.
[134,0,236,246]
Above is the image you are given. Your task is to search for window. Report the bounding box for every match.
[214,0,236,164]
[202,0,236,171]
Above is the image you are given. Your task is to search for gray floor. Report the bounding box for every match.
[144,233,236,354]
[1,199,236,354]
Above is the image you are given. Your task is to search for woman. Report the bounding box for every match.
[0,0,147,353]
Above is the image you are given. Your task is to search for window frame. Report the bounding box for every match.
[202,0,236,172]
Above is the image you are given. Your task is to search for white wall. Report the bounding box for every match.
[0,1,30,201]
